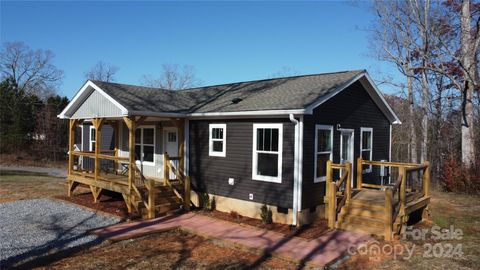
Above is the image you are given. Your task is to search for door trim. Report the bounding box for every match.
[339,128,354,186]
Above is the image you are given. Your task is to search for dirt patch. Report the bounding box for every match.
[198,210,330,240]
[56,189,141,220]
[32,229,298,270]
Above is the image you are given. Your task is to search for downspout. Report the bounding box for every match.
[289,114,299,226]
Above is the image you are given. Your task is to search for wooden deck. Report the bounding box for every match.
[67,117,191,219]
[325,159,431,240]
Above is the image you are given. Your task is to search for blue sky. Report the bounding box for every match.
[1,1,400,98]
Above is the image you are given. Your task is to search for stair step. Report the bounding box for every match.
[340,205,386,219]
[337,214,384,228]
[335,221,384,236]
[347,200,385,211]
[155,202,182,213]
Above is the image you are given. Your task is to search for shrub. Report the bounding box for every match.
[440,156,480,194]
[260,204,273,224]
[200,192,210,210]
[210,196,216,211]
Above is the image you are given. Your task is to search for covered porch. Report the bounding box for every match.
[67,116,191,219]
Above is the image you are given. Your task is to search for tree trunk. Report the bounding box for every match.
[408,75,418,163]
[421,70,430,162]
[460,0,476,166]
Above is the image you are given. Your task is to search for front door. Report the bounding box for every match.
[163,127,178,179]
[339,129,354,186]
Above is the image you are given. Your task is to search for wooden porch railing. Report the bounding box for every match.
[164,153,191,211]
[325,160,352,228]
[359,158,430,240]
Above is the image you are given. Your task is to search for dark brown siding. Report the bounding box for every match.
[189,119,295,208]
[302,81,391,209]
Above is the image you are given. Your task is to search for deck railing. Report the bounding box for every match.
[325,160,352,228]
[164,153,191,211]
[358,158,430,240]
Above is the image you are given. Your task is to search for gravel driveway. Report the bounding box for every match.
[0,199,120,268]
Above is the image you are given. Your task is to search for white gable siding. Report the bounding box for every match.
[71,90,123,119]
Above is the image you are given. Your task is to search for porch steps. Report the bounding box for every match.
[335,200,386,237]
[133,183,183,217]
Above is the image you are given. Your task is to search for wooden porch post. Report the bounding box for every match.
[123,116,136,213]
[92,118,105,182]
[68,119,79,176]
[325,160,333,219]
[92,118,104,203]
[113,121,120,173]
[356,157,363,189]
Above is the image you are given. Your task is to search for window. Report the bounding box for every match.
[135,126,155,164]
[167,132,177,142]
[209,124,226,157]
[89,126,96,151]
[252,123,283,183]
[360,127,373,173]
[314,125,333,182]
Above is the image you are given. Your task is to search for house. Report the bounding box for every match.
[59,70,430,238]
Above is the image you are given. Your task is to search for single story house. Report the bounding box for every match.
[58,69,401,226]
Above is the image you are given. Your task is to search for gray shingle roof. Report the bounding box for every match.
[91,70,365,114]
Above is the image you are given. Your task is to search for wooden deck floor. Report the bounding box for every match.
[350,189,419,205]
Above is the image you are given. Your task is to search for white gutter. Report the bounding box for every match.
[289,114,299,226]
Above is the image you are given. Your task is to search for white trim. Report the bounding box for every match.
[57,80,128,119]
[252,123,283,183]
[289,114,299,226]
[360,127,373,173]
[304,72,401,125]
[389,124,392,184]
[189,109,305,117]
[208,124,227,157]
[135,125,156,166]
[89,125,95,151]
[314,125,334,183]
[185,119,190,175]
[298,116,304,212]
[362,74,402,124]
[305,73,365,114]
[339,128,355,186]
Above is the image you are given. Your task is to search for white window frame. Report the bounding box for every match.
[135,125,156,166]
[360,127,373,173]
[209,124,226,157]
[89,126,95,151]
[252,123,283,183]
[314,125,334,183]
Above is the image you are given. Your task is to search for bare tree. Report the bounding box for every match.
[370,0,421,163]
[141,64,202,90]
[85,61,118,82]
[0,41,63,97]
[269,66,300,78]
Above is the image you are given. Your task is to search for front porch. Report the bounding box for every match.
[67,116,191,219]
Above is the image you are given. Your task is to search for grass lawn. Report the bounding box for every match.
[339,190,480,270]
[0,170,66,202]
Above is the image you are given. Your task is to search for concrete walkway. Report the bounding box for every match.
[92,213,371,267]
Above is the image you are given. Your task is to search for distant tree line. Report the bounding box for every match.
[0,42,69,161]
